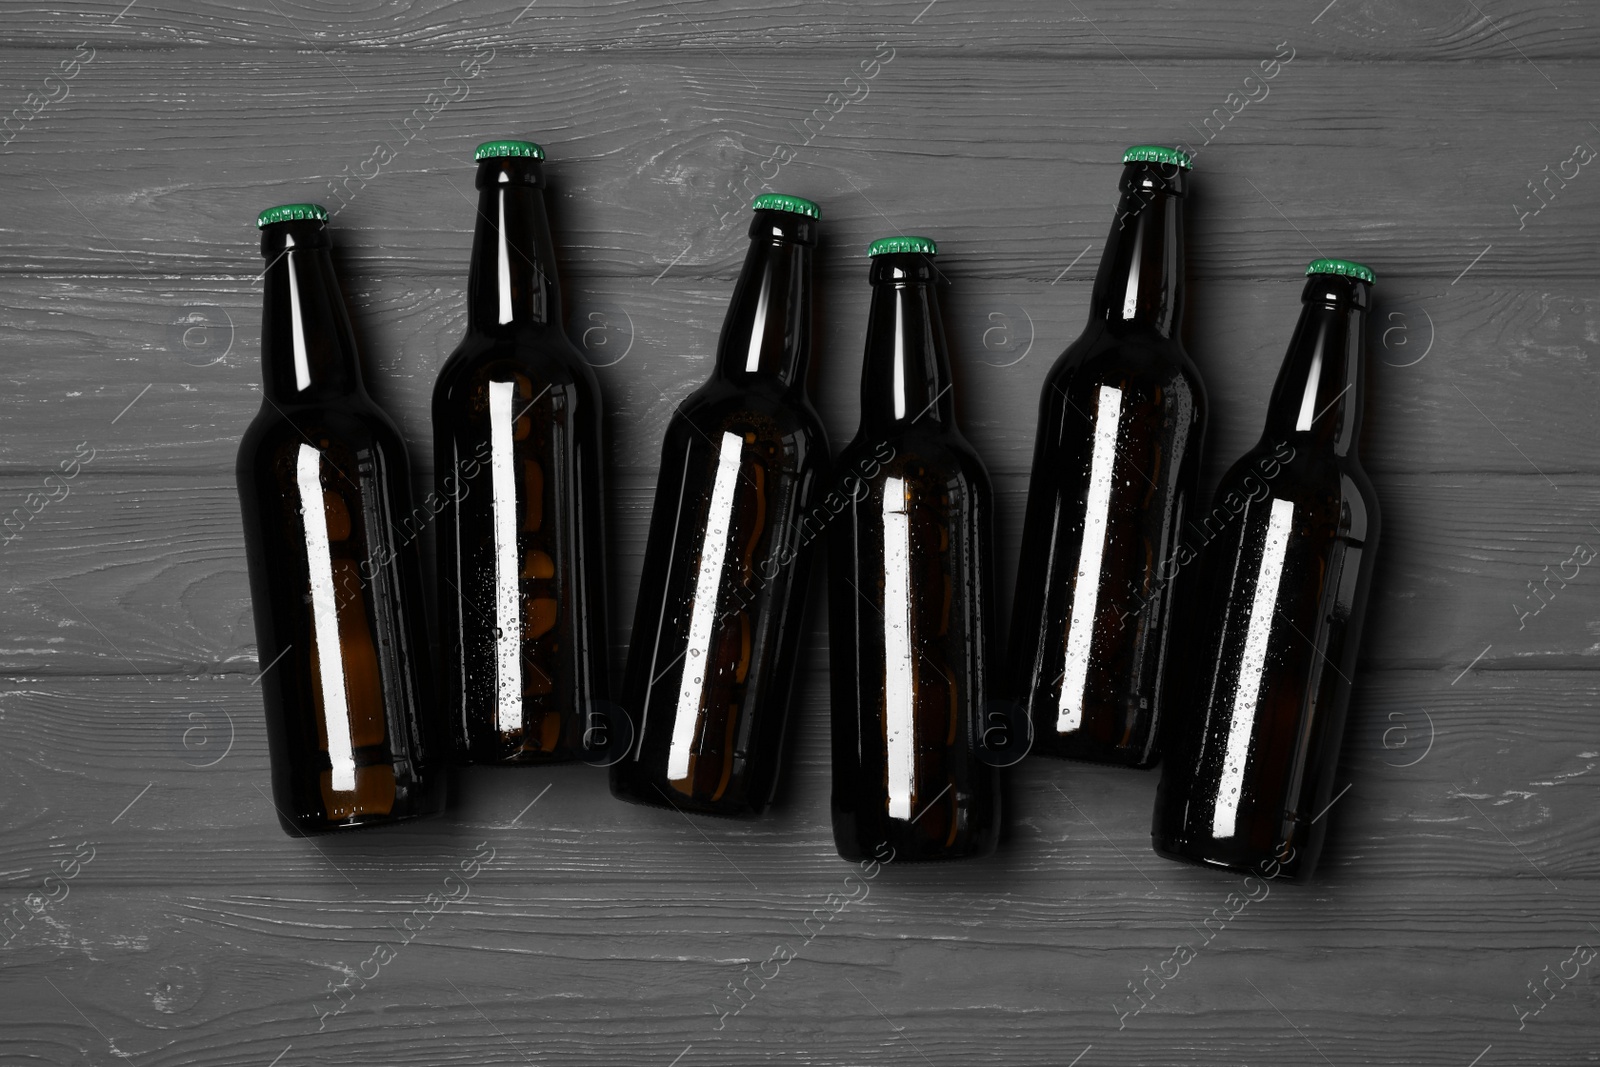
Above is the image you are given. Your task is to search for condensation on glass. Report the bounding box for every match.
[612,199,828,818]
[432,145,610,765]
[1154,264,1381,881]
[1007,152,1207,770]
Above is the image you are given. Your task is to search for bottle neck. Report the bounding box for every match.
[258,220,364,402]
[1089,161,1187,338]
[1263,274,1371,456]
[466,157,563,334]
[713,209,815,386]
[858,252,956,432]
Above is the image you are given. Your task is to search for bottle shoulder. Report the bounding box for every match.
[1051,323,1205,399]
[839,426,992,497]
[674,379,829,453]
[434,329,601,398]
[1215,438,1379,542]
[238,394,408,463]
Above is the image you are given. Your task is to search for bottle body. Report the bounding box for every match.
[612,200,826,817]
[829,435,1001,861]
[433,148,610,764]
[612,384,826,815]
[434,338,609,764]
[238,212,443,835]
[1154,267,1380,880]
[829,244,1000,862]
[1007,154,1205,768]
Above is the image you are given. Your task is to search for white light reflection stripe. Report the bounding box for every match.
[496,192,514,325]
[883,475,916,820]
[1294,346,1324,431]
[297,443,355,792]
[287,253,311,391]
[1211,497,1295,840]
[667,431,744,781]
[1058,385,1123,731]
[891,298,906,420]
[743,272,770,373]
[1122,239,1142,321]
[488,381,523,732]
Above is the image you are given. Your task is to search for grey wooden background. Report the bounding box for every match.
[1,1,1597,1064]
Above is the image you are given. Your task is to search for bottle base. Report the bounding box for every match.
[277,798,446,838]
[609,775,766,820]
[1150,835,1313,882]
[844,842,997,864]
[831,815,999,864]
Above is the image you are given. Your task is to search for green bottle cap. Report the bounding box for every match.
[474,139,545,161]
[256,203,328,228]
[868,235,938,257]
[1306,258,1376,285]
[1122,144,1193,170]
[752,193,820,219]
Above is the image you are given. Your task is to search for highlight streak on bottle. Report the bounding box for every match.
[891,298,907,420]
[496,192,514,325]
[1293,344,1325,432]
[667,430,745,781]
[883,474,916,821]
[743,270,770,374]
[1121,229,1142,321]
[287,252,311,392]
[1058,384,1124,731]
[296,443,355,792]
[488,380,524,732]
[1212,496,1295,839]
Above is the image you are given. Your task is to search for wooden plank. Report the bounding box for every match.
[1,54,1596,279]
[0,666,1594,1061]
[4,916,1596,1067]
[0,868,1596,1066]
[0,0,1592,58]
[1,468,1597,672]
[0,275,1593,480]
[4,2,1598,1062]
[0,671,1594,888]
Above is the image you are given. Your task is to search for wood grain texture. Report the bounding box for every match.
[0,275,1595,480]
[2,0,1598,1064]
[0,0,1594,57]
[3,920,1594,1067]
[0,469,1597,674]
[0,669,1596,883]
[1,54,1596,280]
[1,666,1597,1063]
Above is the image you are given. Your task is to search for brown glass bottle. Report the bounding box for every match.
[1153,260,1381,881]
[1007,146,1206,769]
[237,204,444,836]
[611,194,828,818]
[433,141,610,765]
[829,237,1000,863]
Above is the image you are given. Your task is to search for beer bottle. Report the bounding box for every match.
[829,237,1000,863]
[237,203,444,835]
[1006,145,1206,768]
[1152,259,1381,881]
[433,141,610,764]
[611,194,828,817]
